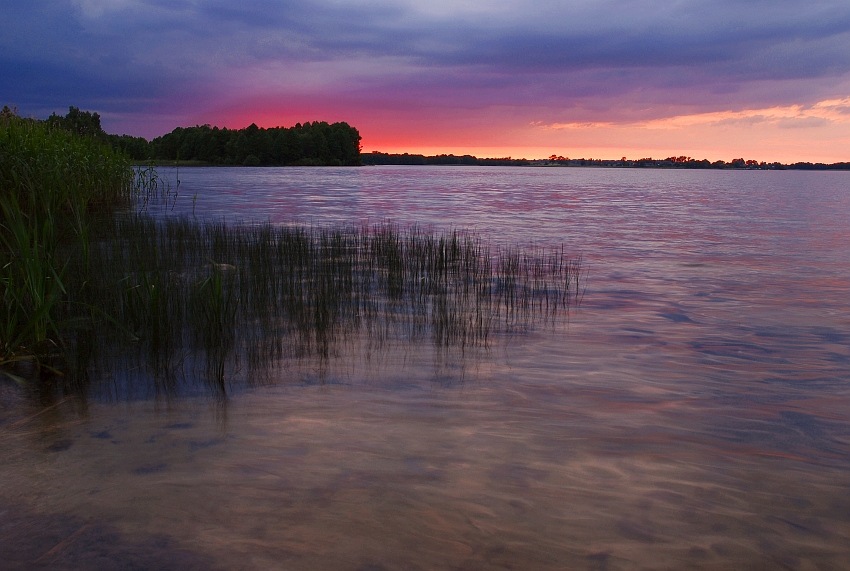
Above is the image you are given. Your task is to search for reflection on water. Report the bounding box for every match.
[2,167,850,569]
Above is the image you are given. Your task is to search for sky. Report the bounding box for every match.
[4,0,850,163]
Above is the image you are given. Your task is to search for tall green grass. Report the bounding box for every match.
[0,115,136,377]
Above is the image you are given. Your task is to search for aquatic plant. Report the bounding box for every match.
[57,217,583,396]
[1,113,583,395]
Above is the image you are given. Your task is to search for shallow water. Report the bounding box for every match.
[2,166,850,569]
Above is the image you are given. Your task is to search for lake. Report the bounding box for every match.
[2,166,849,570]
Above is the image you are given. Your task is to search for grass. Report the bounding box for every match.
[1,115,583,396]
[0,114,138,379]
[57,218,582,396]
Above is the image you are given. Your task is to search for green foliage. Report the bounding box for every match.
[149,121,362,166]
[43,106,151,161]
[106,133,151,161]
[0,113,136,372]
[27,105,364,166]
[46,106,106,140]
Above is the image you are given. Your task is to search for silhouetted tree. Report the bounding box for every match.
[145,121,361,166]
[47,106,105,139]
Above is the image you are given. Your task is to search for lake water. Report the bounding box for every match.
[2,166,849,570]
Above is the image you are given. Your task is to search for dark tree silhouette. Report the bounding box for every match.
[147,121,362,166]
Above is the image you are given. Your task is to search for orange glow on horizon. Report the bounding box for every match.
[193,97,850,165]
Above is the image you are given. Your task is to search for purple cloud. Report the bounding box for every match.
[3,0,849,148]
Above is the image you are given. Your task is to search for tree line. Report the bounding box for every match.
[7,106,848,170]
[149,121,362,166]
[362,150,850,170]
[361,152,530,166]
[13,106,362,166]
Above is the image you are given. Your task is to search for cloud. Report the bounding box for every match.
[71,0,138,18]
[3,0,850,144]
[813,96,850,114]
[538,96,850,133]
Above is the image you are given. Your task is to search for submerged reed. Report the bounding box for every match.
[56,217,583,396]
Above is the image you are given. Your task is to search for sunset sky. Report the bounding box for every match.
[4,0,850,162]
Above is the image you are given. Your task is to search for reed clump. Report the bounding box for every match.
[61,217,582,395]
[0,114,139,377]
[1,114,583,395]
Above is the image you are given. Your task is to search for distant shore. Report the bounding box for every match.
[360,152,850,170]
[12,107,847,170]
[142,155,850,170]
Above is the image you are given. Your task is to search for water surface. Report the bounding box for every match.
[2,166,849,569]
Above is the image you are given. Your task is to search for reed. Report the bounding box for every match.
[54,217,582,396]
[1,114,583,394]
[0,115,139,377]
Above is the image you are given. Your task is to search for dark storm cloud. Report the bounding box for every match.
[3,0,850,131]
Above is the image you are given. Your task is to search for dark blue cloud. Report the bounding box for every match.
[3,0,850,134]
